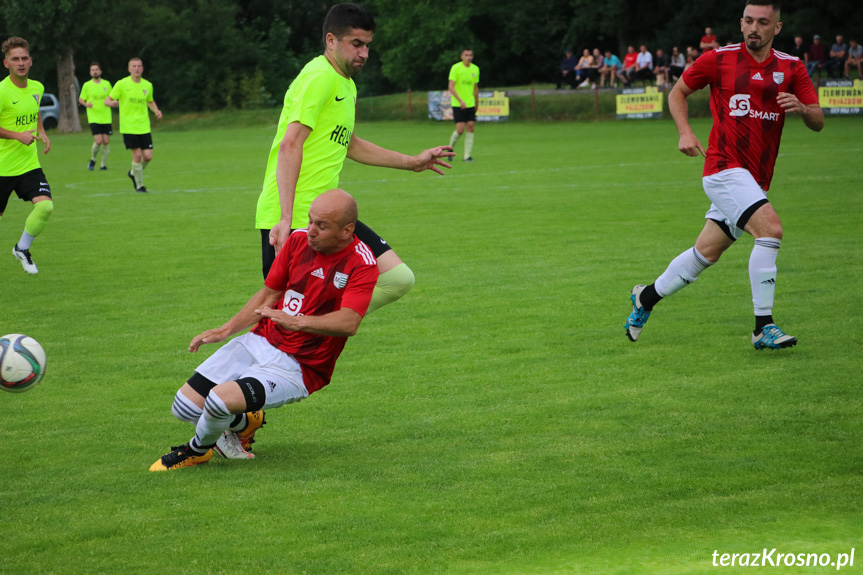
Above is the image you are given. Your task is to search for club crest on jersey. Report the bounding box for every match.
[32,94,40,104]
[772,72,784,84]
[283,289,305,316]
[333,272,349,289]
[728,94,751,117]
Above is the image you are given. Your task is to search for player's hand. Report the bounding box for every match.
[17,131,38,146]
[412,146,455,175]
[678,132,706,157]
[155,110,163,120]
[189,328,229,352]
[269,220,293,254]
[40,134,51,154]
[777,92,805,114]
[255,306,297,331]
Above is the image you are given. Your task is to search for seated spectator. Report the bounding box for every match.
[633,44,653,85]
[574,49,595,87]
[700,27,719,53]
[685,46,699,69]
[669,46,685,83]
[600,50,622,87]
[653,48,670,86]
[845,39,862,78]
[825,35,848,78]
[788,35,806,61]
[556,49,578,89]
[806,34,828,77]
[616,46,638,86]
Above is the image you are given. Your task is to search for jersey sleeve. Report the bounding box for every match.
[339,261,379,317]
[146,81,154,102]
[448,64,458,83]
[790,62,818,106]
[284,71,333,131]
[681,50,717,91]
[79,83,88,101]
[108,81,120,100]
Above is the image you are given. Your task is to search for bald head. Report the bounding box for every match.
[306,189,358,254]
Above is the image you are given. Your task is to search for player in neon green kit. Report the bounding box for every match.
[0,37,54,275]
[448,49,480,161]
[106,58,162,193]
[78,62,112,171]
[257,3,454,310]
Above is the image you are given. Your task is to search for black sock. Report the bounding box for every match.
[640,284,662,311]
[755,315,774,334]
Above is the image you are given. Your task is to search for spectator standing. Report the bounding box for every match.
[700,27,719,53]
[78,62,112,171]
[600,50,622,87]
[653,48,670,86]
[669,46,686,83]
[844,39,862,78]
[825,35,847,78]
[556,49,578,89]
[806,35,828,77]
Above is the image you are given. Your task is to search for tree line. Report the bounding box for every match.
[1,0,856,131]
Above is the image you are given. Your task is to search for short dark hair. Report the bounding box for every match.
[2,36,30,57]
[745,0,781,11]
[90,61,101,68]
[322,3,376,44]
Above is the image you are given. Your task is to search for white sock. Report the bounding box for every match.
[191,392,233,451]
[91,142,99,161]
[750,238,780,316]
[654,247,713,297]
[101,144,110,167]
[449,130,461,148]
[171,390,203,424]
[17,231,35,251]
[131,162,143,187]
[465,132,474,159]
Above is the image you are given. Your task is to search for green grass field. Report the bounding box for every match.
[1,114,861,574]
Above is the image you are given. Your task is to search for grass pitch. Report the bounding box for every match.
[1,115,861,574]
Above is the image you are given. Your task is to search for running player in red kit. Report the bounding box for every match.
[624,0,823,350]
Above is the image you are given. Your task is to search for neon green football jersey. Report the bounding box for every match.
[255,56,358,230]
[79,79,113,125]
[0,76,44,176]
[449,62,480,108]
[109,76,153,135]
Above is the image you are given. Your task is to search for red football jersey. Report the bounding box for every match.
[252,230,378,393]
[681,43,818,190]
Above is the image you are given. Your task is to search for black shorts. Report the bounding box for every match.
[123,133,153,150]
[259,219,391,279]
[90,123,113,136]
[0,168,52,212]
[452,106,477,123]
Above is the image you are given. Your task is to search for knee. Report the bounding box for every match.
[172,388,203,423]
[34,200,54,216]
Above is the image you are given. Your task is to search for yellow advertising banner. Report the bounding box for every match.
[616,86,664,119]
[818,80,862,115]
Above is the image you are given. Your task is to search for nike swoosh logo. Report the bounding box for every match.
[12,100,19,104]
[335,96,345,102]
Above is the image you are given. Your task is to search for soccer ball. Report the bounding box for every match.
[0,334,47,393]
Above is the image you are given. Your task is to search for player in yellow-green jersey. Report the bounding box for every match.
[106,57,162,193]
[0,37,54,275]
[78,62,113,171]
[448,49,480,162]
[257,3,454,305]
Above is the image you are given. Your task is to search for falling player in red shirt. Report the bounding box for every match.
[625,0,823,350]
[151,189,379,471]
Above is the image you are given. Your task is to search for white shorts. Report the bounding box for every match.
[195,332,309,409]
[702,168,768,240]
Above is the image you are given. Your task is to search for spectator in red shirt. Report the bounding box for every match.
[616,45,638,86]
[806,34,828,77]
[700,27,719,53]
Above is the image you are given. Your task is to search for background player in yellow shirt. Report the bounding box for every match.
[106,58,162,193]
[0,37,53,275]
[448,49,480,162]
[78,62,113,171]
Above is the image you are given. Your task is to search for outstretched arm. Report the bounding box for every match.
[189,286,283,352]
[346,135,453,174]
